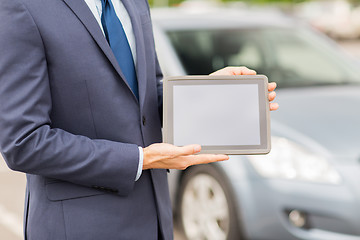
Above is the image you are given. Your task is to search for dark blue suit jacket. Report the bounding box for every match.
[0,0,172,239]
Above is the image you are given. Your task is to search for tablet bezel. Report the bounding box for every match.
[163,75,271,155]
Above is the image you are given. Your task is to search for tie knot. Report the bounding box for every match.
[101,0,108,7]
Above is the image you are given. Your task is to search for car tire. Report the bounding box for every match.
[177,164,244,240]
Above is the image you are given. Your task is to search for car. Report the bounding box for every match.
[151,6,360,240]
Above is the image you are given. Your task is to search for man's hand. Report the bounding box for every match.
[143,144,229,170]
[210,66,279,111]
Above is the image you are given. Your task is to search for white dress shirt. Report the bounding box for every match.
[84,0,143,181]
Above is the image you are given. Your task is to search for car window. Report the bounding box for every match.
[167,29,266,75]
[263,28,360,87]
[228,41,263,70]
[166,28,360,88]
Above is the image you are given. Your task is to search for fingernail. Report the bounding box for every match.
[219,155,229,161]
[194,145,201,153]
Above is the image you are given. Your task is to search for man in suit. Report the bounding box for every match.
[0,0,278,239]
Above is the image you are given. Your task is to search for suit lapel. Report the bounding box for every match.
[62,0,137,102]
[121,0,148,108]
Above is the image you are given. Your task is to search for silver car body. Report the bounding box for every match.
[152,7,360,240]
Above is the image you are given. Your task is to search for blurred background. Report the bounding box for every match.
[1,0,360,240]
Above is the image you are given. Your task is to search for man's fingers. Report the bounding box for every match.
[231,67,256,75]
[173,144,201,157]
[268,82,277,91]
[144,144,228,170]
[268,91,276,102]
[185,154,229,166]
[268,82,278,111]
[270,102,279,111]
[210,66,256,76]
[226,66,256,75]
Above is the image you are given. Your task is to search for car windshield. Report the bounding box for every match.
[166,27,360,88]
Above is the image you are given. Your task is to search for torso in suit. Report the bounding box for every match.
[0,0,172,239]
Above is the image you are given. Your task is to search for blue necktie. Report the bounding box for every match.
[101,0,139,100]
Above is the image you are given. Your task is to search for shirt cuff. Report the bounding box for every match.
[135,146,143,181]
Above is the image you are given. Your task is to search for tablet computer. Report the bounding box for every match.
[163,75,271,155]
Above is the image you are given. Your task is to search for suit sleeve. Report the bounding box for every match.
[0,0,139,196]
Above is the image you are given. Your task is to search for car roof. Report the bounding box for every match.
[151,7,299,31]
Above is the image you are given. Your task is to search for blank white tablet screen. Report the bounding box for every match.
[173,84,260,146]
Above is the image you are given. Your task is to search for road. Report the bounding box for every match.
[0,40,359,240]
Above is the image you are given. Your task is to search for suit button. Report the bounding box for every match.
[142,116,146,126]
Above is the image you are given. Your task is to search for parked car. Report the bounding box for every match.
[151,7,360,240]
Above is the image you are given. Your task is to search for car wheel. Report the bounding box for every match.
[177,164,243,240]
